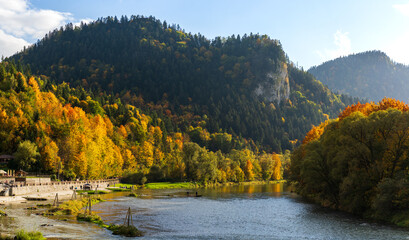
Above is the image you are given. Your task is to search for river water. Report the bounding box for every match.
[2,183,409,239]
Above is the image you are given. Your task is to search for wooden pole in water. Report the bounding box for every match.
[53,193,59,207]
[124,207,133,226]
[88,197,92,215]
[72,190,77,200]
[127,208,130,226]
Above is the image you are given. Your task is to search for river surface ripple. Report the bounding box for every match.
[92,184,409,240]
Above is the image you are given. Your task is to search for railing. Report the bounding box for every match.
[8,179,119,188]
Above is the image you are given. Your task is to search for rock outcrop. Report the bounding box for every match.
[254,61,290,104]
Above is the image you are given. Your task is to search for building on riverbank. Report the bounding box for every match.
[5,179,119,196]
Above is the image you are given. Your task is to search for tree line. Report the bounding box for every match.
[290,98,409,226]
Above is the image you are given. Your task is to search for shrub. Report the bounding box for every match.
[108,224,143,237]
[77,213,104,225]
[15,230,46,240]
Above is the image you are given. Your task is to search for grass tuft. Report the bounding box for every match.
[0,209,7,217]
[107,224,143,237]
[14,230,46,240]
[128,192,138,197]
[77,213,104,225]
[36,203,52,208]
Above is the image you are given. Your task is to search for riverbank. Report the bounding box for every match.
[0,190,127,239]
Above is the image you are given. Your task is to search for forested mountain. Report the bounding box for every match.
[0,61,285,183]
[308,51,409,102]
[10,15,357,152]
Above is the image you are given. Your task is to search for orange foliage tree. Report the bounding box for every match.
[339,98,409,121]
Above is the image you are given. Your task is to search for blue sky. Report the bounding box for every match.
[1,0,409,69]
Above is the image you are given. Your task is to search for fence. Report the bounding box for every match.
[6,179,119,196]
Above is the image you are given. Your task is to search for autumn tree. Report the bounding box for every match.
[292,101,409,224]
[13,140,40,171]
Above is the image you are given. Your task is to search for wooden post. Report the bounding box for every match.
[72,190,77,200]
[88,197,92,215]
[124,207,133,226]
[53,193,59,207]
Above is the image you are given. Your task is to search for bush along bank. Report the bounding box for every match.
[42,196,105,216]
[290,99,409,227]
[0,230,46,240]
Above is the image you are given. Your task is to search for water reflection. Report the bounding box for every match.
[199,182,289,200]
[92,183,409,240]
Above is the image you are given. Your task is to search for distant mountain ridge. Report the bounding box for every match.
[9,15,358,152]
[308,51,409,102]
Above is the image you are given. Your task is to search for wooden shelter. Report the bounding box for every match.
[15,170,28,176]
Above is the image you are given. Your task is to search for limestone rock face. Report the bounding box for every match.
[254,61,290,104]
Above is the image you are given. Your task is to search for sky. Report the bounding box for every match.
[1,0,409,69]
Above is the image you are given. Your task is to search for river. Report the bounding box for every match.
[2,183,409,239]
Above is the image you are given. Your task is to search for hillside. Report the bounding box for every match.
[9,15,358,152]
[0,61,284,183]
[308,51,409,102]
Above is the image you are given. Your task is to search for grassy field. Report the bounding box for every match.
[76,190,109,194]
[144,182,198,189]
[106,187,131,192]
[111,183,137,188]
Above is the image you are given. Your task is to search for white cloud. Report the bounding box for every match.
[386,3,409,65]
[0,29,29,58]
[316,30,352,62]
[384,31,409,65]
[393,3,409,16]
[0,0,75,58]
[0,0,28,12]
[73,18,94,28]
